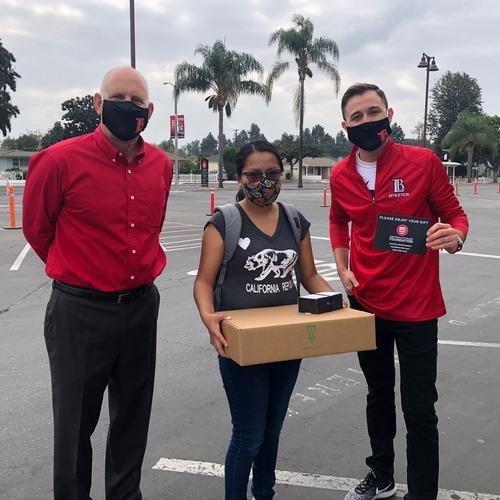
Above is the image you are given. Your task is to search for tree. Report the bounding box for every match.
[248,123,267,142]
[223,146,239,180]
[200,132,218,156]
[391,122,405,143]
[442,112,497,182]
[1,131,41,150]
[0,39,21,137]
[267,14,340,188]
[61,95,100,137]
[157,139,175,153]
[311,124,335,155]
[331,131,351,158]
[483,115,500,181]
[234,130,249,148]
[175,40,267,188]
[41,121,66,149]
[184,139,200,155]
[428,71,482,150]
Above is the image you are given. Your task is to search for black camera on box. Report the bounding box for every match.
[298,292,343,314]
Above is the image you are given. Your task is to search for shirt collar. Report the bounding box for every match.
[348,138,394,171]
[93,125,146,163]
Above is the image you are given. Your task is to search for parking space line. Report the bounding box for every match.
[152,458,500,499]
[160,233,202,240]
[9,243,31,271]
[164,245,202,252]
[439,340,500,348]
[160,238,202,245]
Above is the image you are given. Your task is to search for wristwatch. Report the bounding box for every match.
[455,234,464,253]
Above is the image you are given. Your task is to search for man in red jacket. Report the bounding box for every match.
[23,67,173,500]
[330,83,468,500]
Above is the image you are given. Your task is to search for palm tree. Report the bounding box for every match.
[267,14,340,188]
[442,112,497,183]
[175,40,267,188]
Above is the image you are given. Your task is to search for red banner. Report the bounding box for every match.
[177,115,185,139]
[169,115,185,139]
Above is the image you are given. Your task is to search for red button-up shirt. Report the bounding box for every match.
[23,126,173,292]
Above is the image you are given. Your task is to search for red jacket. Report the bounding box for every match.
[329,140,469,321]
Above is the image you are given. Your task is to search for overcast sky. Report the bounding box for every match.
[2,0,500,146]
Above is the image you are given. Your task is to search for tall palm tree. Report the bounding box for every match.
[442,112,497,183]
[175,40,267,188]
[267,14,340,188]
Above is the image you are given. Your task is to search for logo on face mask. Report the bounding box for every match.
[135,117,145,134]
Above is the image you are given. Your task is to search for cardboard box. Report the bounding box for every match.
[221,304,376,366]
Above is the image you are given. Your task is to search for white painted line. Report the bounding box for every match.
[165,221,197,227]
[164,245,202,253]
[439,340,500,349]
[160,233,202,240]
[311,236,330,241]
[152,458,500,500]
[160,237,202,245]
[9,243,31,271]
[161,228,203,234]
[348,368,363,374]
[452,251,500,259]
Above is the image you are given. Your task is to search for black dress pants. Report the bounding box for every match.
[350,296,439,500]
[44,282,159,500]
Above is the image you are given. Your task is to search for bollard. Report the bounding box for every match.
[454,178,459,196]
[473,177,478,195]
[4,183,22,230]
[321,184,329,207]
[206,187,215,216]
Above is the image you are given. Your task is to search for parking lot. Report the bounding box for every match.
[1,182,499,500]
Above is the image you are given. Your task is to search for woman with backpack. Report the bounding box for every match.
[193,140,334,500]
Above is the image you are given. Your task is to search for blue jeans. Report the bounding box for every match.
[218,357,301,500]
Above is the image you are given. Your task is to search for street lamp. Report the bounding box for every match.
[417,52,439,146]
[163,81,179,186]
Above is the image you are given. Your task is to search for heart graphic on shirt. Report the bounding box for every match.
[238,237,251,250]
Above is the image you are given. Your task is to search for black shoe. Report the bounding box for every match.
[344,470,397,500]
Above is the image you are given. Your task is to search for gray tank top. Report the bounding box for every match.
[208,203,310,311]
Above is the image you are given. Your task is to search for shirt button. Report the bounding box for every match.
[112,158,116,163]
[130,223,135,228]
[128,169,132,174]
[130,195,135,200]
[132,249,136,254]
[118,152,123,156]
[130,275,135,280]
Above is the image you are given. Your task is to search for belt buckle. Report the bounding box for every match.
[117,292,131,304]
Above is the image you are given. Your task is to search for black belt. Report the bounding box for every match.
[53,280,152,304]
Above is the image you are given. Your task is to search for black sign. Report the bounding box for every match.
[374,214,430,255]
[200,157,209,187]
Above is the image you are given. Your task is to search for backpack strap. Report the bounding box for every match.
[213,203,242,310]
[278,201,302,294]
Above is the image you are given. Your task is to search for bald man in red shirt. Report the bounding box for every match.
[23,67,173,500]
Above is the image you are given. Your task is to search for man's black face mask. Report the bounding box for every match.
[347,117,392,152]
[102,100,149,141]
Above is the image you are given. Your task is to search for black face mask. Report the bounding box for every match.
[347,117,392,151]
[101,100,149,141]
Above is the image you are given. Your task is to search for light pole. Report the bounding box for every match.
[129,0,136,68]
[417,53,439,146]
[163,81,179,185]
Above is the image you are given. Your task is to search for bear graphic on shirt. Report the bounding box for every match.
[244,249,298,282]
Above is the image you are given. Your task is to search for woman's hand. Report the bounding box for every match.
[201,312,231,357]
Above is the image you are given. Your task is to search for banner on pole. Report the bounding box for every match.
[170,115,185,139]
